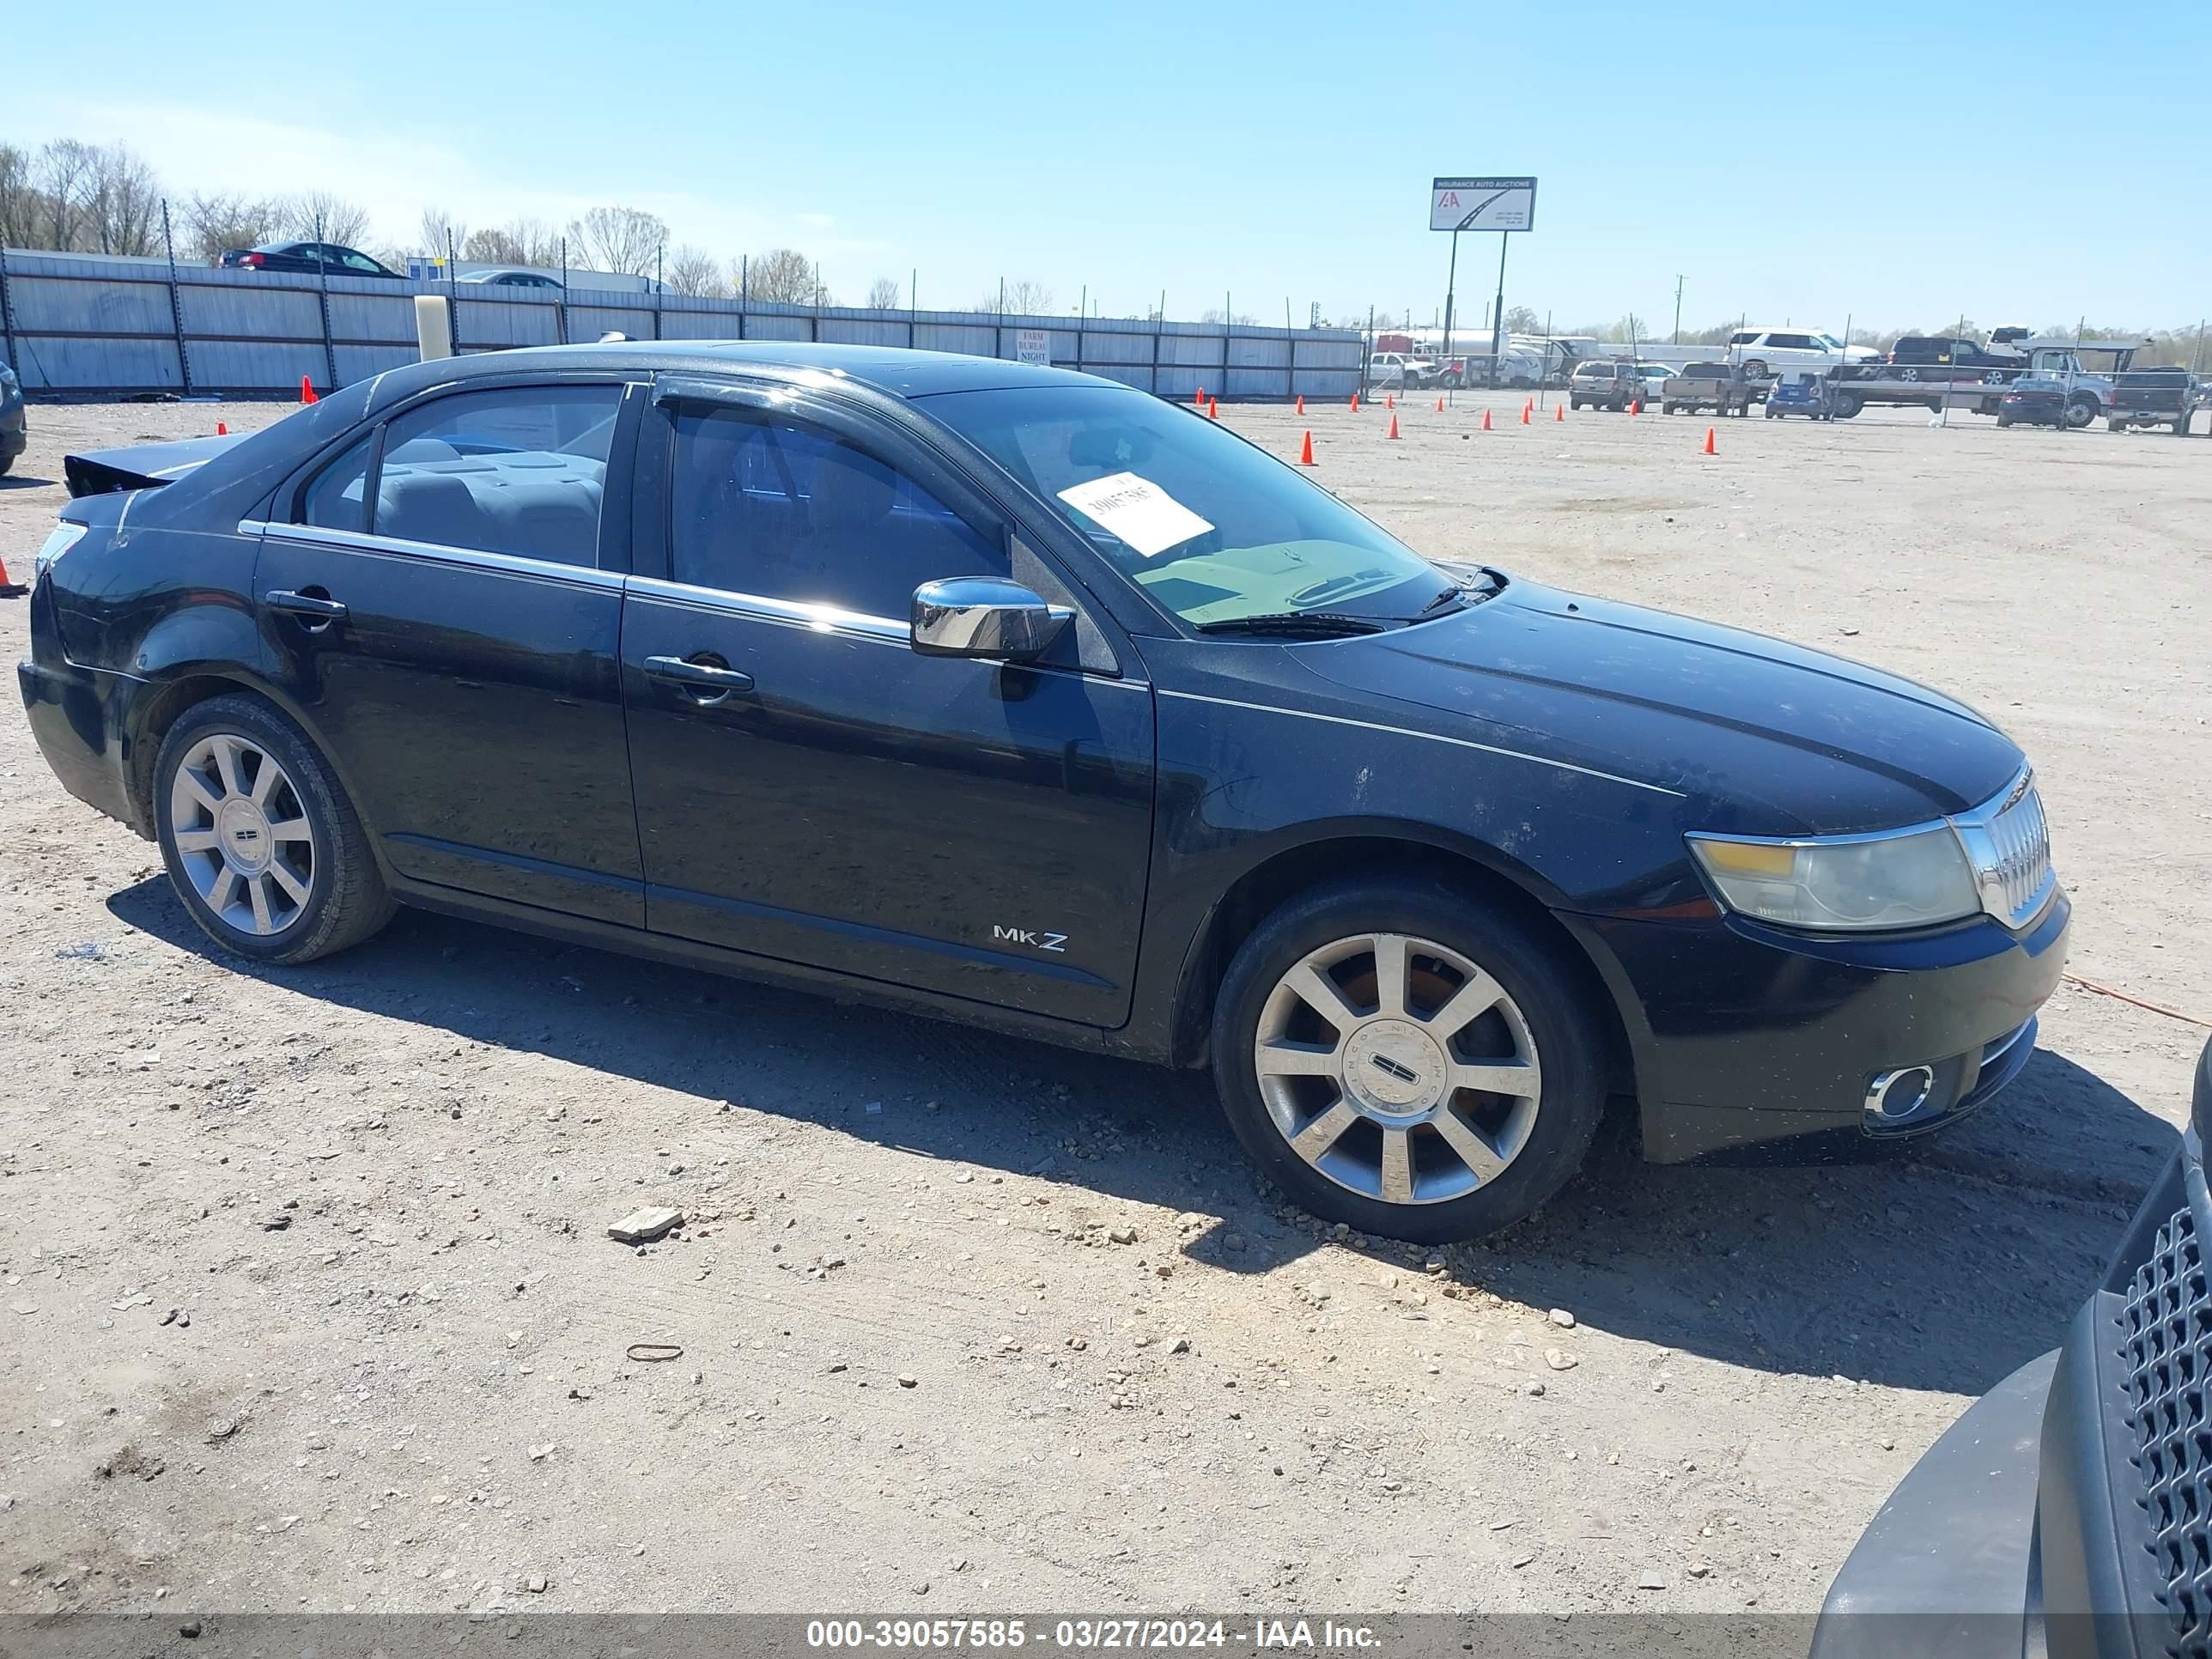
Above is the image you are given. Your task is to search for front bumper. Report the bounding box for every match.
[1565,892,2070,1162]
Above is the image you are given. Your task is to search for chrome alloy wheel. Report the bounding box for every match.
[1252,933,1542,1206]
[167,733,317,936]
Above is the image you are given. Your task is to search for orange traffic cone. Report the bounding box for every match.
[1351,392,1360,412]
[0,553,22,597]
[1194,386,1206,407]
[216,421,228,435]
[1481,407,1493,431]
[1298,430,1316,465]
[1704,426,1717,455]
[1295,394,1305,414]
[1207,397,1218,420]
[1386,392,1395,410]
[1387,412,1401,440]
[1629,398,1641,416]
[1554,403,1565,422]
[1435,395,1444,412]
[1519,403,1531,425]
[301,375,318,404]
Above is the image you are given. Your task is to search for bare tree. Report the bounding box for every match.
[865,276,901,310]
[182,191,281,260]
[1199,307,1257,325]
[33,139,98,252]
[567,205,666,277]
[1502,305,1543,336]
[75,143,161,255]
[745,246,816,304]
[979,278,1053,315]
[419,205,466,260]
[463,220,562,267]
[463,225,525,264]
[283,191,372,247]
[665,245,726,297]
[0,143,45,250]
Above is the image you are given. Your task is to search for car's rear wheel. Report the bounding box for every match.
[1996,410,2014,428]
[2063,395,2099,429]
[154,694,393,964]
[1209,878,1606,1243]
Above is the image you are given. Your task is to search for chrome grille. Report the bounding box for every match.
[2122,1203,2212,1659]
[1953,771,2056,928]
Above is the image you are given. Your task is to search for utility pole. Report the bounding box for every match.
[1672,275,1684,345]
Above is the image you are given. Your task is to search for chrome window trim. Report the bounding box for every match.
[623,574,909,645]
[1158,689,1686,798]
[624,574,1151,690]
[241,520,623,591]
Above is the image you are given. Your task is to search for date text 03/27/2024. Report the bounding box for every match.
[804,1620,1382,1650]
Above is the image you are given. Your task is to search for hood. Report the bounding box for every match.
[64,433,248,498]
[1298,579,2027,835]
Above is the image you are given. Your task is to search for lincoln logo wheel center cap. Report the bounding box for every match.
[216,799,273,874]
[1342,1020,1446,1113]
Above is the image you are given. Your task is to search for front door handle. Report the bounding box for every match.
[643,654,755,703]
[264,589,348,625]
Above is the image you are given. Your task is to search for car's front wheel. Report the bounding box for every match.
[154,694,393,964]
[1209,878,1606,1243]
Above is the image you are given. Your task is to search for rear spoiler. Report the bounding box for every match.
[64,433,246,498]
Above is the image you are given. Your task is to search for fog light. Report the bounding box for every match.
[1864,1065,1936,1122]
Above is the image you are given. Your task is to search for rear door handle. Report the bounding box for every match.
[265,589,349,621]
[643,654,755,701]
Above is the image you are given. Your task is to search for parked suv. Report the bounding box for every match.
[1726,326,1874,380]
[19,343,2069,1245]
[1568,360,1643,410]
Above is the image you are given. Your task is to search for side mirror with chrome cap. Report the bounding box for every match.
[910,578,1072,661]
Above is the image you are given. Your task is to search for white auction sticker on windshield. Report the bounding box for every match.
[1055,471,1212,558]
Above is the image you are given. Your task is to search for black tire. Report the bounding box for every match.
[2063,395,2098,429]
[1742,359,1767,380]
[1996,410,2013,428]
[153,692,393,965]
[1831,392,1863,419]
[1208,875,1607,1243]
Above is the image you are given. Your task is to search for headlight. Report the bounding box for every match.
[1687,824,1980,931]
[33,521,87,583]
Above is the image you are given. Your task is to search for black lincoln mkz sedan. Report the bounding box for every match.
[16,343,2068,1242]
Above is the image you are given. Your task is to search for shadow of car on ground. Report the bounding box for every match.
[108,878,2172,1400]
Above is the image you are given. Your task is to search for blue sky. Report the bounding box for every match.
[11,0,2208,332]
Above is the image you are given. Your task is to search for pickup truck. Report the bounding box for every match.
[1367,351,1436,390]
[1661,362,1756,416]
[2106,368,2203,435]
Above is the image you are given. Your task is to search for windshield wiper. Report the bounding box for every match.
[1195,611,1386,638]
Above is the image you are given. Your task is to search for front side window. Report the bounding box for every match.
[1729,331,1757,346]
[927,382,1447,629]
[668,406,1006,618]
[374,385,621,566]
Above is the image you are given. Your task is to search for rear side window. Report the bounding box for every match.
[668,405,1006,619]
[373,385,623,567]
[299,433,375,532]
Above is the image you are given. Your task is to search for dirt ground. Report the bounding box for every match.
[0,387,2206,1620]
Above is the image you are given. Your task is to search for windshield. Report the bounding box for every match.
[926,384,1447,629]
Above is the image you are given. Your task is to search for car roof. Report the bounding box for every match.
[363,340,1108,404]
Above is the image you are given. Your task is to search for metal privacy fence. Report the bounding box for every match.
[0,248,1365,401]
